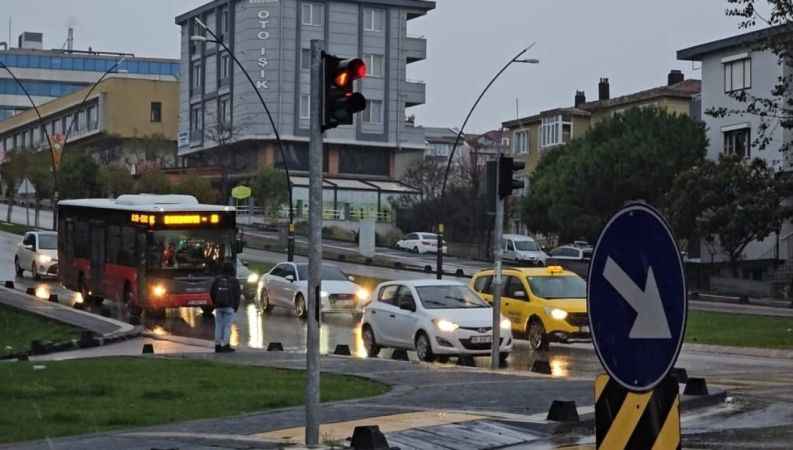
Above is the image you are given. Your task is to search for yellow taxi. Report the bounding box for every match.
[469,266,589,351]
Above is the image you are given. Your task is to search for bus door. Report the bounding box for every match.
[137,230,149,307]
[90,221,105,296]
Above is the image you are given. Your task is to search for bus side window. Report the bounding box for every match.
[107,226,121,265]
[120,226,136,267]
[65,220,75,259]
[75,221,90,259]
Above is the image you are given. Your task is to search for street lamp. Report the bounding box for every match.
[0,60,58,230]
[191,18,296,262]
[435,44,540,280]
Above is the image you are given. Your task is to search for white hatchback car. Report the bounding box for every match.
[361,280,513,363]
[395,232,448,255]
[15,231,58,279]
[256,262,369,318]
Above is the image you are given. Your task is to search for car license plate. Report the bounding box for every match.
[581,326,590,333]
[471,335,492,344]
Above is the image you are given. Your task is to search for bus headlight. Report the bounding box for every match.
[38,254,52,264]
[151,285,167,298]
[247,273,260,284]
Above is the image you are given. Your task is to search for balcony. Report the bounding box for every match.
[404,36,427,64]
[403,80,426,107]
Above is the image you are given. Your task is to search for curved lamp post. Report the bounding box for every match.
[0,60,58,229]
[191,18,296,261]
[435,44,539,279]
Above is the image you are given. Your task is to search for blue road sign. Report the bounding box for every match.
[587,202,687,392]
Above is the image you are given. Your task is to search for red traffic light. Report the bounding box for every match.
[333,58,367,88]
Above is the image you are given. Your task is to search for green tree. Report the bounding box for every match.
[173,176,217,203]
[26,151,54,228]
[521,107,708,242]
[134,170,172,195]
[56,153,102,200]
[253,167,288,217]
[668,154,793,274]
[98,166,135,198]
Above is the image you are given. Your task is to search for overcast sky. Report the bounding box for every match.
[1,0,759,132]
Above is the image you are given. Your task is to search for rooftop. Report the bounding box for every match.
[677,24,793,61]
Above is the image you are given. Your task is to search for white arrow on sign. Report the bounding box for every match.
[603,256,672,339]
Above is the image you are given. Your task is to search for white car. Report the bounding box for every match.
[15,231,58,280]
[548,245,593,262]
[361,279,513,363]
[502,234,548,266]
[395,232,448,255]
[256,262,369,318]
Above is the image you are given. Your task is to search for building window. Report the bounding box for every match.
[302,3,323,26]
[190,105,203,136]
[300,94,311,120]
[72,112,80,133]
[301,49,311,71]
[364,54,384,77]
[219,96,231,125]
[150,102,162,123]
[724,58,751,93]
[220,53,231,81]
[723,127,751,159]
[540,114,572,148]
[363,8,385,32]
[220,7,230,37]
[363,99,383,124]
[191,62,202,92]
[513,130,529,154]
[87,105,98,130]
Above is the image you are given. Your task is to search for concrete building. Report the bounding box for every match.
[173,0,433,218]
[0,78,179,172]
[0,31,180,122]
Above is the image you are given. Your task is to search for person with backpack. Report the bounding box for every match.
[210,262,242,353]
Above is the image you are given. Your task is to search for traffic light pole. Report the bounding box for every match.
[305,39,324,448]
[491,149,504,369]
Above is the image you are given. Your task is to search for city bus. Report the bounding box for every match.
[57,194,240,322]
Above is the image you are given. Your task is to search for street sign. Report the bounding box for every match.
[231,185,252,200]
[587,202,686,392]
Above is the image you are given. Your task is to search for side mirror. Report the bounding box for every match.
[348,275,356,282]
[23,244,34,251]
[285,274,295,282]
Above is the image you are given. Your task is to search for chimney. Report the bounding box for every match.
[17,32,43,50]
[668,69,685,86]
[574,90,586,108]
[598,78,610,101]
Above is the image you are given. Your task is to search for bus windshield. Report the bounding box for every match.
[148,229,234,273]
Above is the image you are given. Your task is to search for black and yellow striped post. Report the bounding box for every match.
[595,374,680,450]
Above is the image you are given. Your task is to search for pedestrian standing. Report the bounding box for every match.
[210,262,241,353]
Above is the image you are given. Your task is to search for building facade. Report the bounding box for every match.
[0,78,179,172]
[0,32,180,122]
[174,0,433,216]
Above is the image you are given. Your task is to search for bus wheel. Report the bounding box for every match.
[123,286,141,325]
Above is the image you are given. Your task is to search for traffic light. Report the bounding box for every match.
[322,53,368,131]
[498,156,526,198]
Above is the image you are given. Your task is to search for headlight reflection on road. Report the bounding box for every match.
[35,285,50,300]
[352,326,367,359]
[151,325,167,336]
[246,303,264,349]
[550,356,569,378]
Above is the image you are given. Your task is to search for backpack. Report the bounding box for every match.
[213,276,234,308]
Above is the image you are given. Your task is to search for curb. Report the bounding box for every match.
[682,342,793,359]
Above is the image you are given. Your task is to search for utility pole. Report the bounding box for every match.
[305,39,324,448]
[490,147,504,369]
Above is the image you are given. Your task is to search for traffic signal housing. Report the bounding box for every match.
[498,156,526,198]
[322,54,368,131]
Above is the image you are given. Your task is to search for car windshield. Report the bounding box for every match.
[147,229,234,273]
[527,276,587,299]
[296,264,348,281]
[420,233,438,240]
[38,234,57,250]
[514,240,539,251]
[415,285,489,309]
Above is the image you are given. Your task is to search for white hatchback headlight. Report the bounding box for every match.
[38,254,52,264]
[355,288,369,301]
[546,307,568,321]
[320,290,329,298]
[246,273,259,284]
[500,318,512,330]
[434,319,459,333]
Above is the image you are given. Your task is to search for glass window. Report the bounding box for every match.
[87,105,98,130]
[527,275,587,299]
[107,226,121,264]
[37,234,57,250]
[221,7,230,35]
[301,49,311,71]
[302,2,323,26]
[150,102,162,123]
[363,8,385,32]
[192,62,203,91]
[365,54,384,77]
[415,285,489,309]
[724,128,751,159]
[504,276,527,299]
[220,53,231,80]
[147,229,234,273]
[379,285,399,306]
[295,264,347,281]
[473,275,492,293]
[338,147,389,176]
[191,105,203,135]
[514,240,539,251]
[363,99,383,124]
[724,58,751,93]
[300,94,311,120]
[219,96,231,125]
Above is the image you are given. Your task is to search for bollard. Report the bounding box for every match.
[48,294,58,303]
[455,269,465,277]
[333,344,351,356]
[79,331,98,348]
[670,367,689,384]
[391,349,409,361]
[4,281,13,289]
[531,359,552,375]
[684,377,709,396]
[546,400,579,422]
[350,425,390,450]
[30,340,48,355]
[267,342,284,351]
[142,344,155,354]
[25,287,36,296]
[424,265,433,273]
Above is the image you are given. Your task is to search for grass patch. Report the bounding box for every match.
[0,304,83,357]
[0,221,33,235]
[686,310,793,349]
[0,357,389,443]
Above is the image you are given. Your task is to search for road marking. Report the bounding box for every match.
[603,257,671,339]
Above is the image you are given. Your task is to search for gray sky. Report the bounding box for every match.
[1,0,755,132]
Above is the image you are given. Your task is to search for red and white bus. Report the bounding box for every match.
[57,194,240,322]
